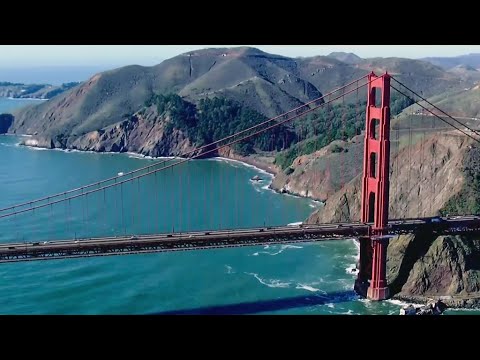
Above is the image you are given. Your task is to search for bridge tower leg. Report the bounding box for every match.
[354,72,391,301]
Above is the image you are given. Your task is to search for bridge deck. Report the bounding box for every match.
[1,216,480,263]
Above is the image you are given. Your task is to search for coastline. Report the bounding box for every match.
[391,293,480,310]
[7,137,480,313]
[6,97,48,101]
[214,156,275,177]
[15,138,325,208]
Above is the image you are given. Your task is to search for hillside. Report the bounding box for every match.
[9,47,323,140]
[422,53,480,70]
[6,47,474,151]
[422,84,480,119]
[300,130,480,304]
[327,52,363,65]
[306,131,473,223]
[23,93,295,160]
[387,233,480,308]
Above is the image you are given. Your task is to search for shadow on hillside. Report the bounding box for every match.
[389,232,436,295]
[151,290,357,315]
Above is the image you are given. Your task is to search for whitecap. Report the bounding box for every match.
[251,244,302,256]
[245,272,290,288]
[386,299,415,308]
[345,264,358,275]
[212,157,274,178]
[295,283,326,293]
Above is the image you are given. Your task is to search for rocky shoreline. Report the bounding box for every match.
[392,294,480,309]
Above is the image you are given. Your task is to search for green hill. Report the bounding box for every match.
[7,47,477,154]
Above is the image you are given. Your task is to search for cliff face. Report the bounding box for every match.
[270,135,364,201]
[21,105,195,157]
[68,110,193,157]
[299,129,480,304]
[306,132,470,223]
[387,234,480,307]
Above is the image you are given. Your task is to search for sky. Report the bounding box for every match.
[1,45,480,68]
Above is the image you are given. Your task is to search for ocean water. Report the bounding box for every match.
[0,98,475,315]
[0,65,118,85]
[0,97,44,113]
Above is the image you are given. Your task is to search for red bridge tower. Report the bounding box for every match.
[354,72,391,301]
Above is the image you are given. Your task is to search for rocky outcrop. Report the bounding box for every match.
[399,300,447,315]
[306,131,471,223]
[297,130,480,305]
[387,233,480,308]
[270,136,364,201]
[20,105,196,157]
[69,117,193,158]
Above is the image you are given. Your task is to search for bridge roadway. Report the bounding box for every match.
[1,216,480,263]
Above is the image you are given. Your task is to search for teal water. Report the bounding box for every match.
[0,97,43,113]
[0,98,475,315]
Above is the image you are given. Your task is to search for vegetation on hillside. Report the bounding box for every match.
[147,91,415,163]
[441,147,480,215]
[148,94,295,156]
[274,92,415,170]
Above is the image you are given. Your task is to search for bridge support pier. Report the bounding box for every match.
[366,237,389,300]
[354,72,391,301]
[354,236,372,298]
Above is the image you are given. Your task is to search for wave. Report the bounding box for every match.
[24,146,48,151]
[351,238,360,260]
[212,157,274,178]
[125,151,179,160]
[0,142,20,148]
[210,157,282,197]
[345,264,358,275]
[446,307,480,313]
[6,97,48,101]
[337,277,356,291]
[287,221,303,226]
[125,152,179,160]
[127,152,151,159]
[0,133,33,137]
[251,183,276,196]
[386,299,412,308]
[245,272,290,288]
[224,265,234,274]
[251,244,302,257]
[309,199,323,208]
[295,283,326,293]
